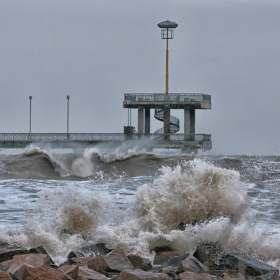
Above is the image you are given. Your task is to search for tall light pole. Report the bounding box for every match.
[157,20,178,95]
[66,95,70,134]
[157,20,178,138]
[29,96,32,134]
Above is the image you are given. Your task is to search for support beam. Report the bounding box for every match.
[164,107,170,140]
[145,108,150,134]
[138,106,144,134]
[184,106,195,141]
[190,107,195,136]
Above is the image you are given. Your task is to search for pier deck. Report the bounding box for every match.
[0,133,211,151]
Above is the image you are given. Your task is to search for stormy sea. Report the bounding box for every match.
[1,144,280,271]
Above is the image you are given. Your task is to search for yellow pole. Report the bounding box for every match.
[165,29,169,95]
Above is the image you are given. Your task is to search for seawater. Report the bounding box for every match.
[1,145,280,269]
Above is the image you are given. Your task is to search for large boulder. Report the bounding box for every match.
[179,271,212,280]
[154,252,181,265]
[78,266,107,280]
[161,253,207,272]
[8,263,67,280]
[58,264,79,280]
[193,243,223,269]
[112,269,172,279]
[0,242,29,263]
[88,248,134,273]
[177,255,209,274]
[127,254,152,271]
[0,271,13,280]
[0,254,52,271]
[219,254,279,280]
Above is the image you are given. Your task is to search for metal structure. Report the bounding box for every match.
[29,96,32,134]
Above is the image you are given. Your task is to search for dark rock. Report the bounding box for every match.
[154,247,173,253]
[28,246,48,255]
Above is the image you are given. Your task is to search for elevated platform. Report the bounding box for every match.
[123,93,211,109]
[0,133,211,151]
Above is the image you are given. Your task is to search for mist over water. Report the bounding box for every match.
[1,145,280,269]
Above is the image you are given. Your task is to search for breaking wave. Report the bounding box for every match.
[3,158,280,268]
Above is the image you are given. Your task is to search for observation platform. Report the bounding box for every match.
[0,133,211,152]
[123,93,211,109]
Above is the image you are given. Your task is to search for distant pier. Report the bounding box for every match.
[0,132,211,152]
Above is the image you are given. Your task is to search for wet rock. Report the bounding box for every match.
[177,255,209,274]
[59,264,79,280]
[78,266,107,280]
[8,263,67,280]
[88,248,134,273]
[28,246,48,255]
[179,271,212,280]
[220,254,279,280]
[0,271,13,280]
[193,243,224,269]
[0,253,52,271]
[70,256,94,266]
[112,268,172,279]
[154,251,181,265]
[0,243,29,263]
[127,254,152,271]
[154,246,173,253]
[68,251,84,259]
[80,243,112,257]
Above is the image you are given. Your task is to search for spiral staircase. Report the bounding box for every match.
[154,108,180,135]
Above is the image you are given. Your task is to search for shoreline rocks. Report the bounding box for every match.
[0,242,279,280]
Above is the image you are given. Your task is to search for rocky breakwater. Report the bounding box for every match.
[0,241,278,280]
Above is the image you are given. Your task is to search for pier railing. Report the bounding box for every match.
[0,133,211,142]
[124,93,211,102]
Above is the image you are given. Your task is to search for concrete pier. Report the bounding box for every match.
[123,93,212,152]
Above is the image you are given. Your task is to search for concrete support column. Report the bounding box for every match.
[184,106,196,141]
[145,108,150,134]
[138,106,144,135]
[190,107,195,137]
[164,107,170,141]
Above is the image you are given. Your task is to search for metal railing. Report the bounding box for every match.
[0,133,211,142]
[124,93,211,102]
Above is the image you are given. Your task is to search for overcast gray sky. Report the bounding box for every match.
[1,0,280,155]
